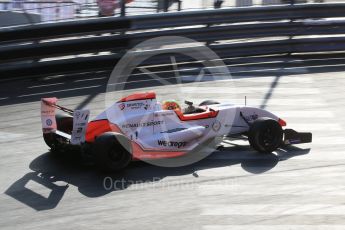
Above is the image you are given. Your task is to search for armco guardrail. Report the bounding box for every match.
[2,3,345,79]
[2,36,345,79]
[3,20,345,63]
[0,17,131,43]
[1,3,344,42]
[129,3,345,29]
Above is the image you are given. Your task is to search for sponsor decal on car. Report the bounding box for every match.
[75,111,81,119]
[285,139,301,145]
[75,122,87,126]
[130,131,139,140]
[122,121,164,128]
[118,103,125,110]
[119,102,151,110]
[46,119,53,126]
[157,140,187,148]
[41,110,55,115]
[212,120,221,132]
[76,127,83,134]
[127,102,146,109]
[161,128,186,133]
[154,111,175,117]
[143,104,150,110]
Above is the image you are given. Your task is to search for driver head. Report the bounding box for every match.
[162,100,181,111]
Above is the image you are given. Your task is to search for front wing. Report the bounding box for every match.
[283,129,312,145]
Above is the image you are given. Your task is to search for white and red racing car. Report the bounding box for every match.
[41,91,312,171]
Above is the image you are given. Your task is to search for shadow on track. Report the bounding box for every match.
[5,145,309,211]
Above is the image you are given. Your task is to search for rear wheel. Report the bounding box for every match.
[248,117,283,153]
[93,132,132,172]
[43,114,73,152]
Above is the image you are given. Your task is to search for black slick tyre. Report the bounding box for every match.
[93,132,132,172]
[248,117,283,153]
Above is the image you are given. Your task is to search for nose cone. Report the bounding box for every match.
[278,118,287,127]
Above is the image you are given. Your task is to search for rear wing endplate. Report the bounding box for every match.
[41,98,90,145]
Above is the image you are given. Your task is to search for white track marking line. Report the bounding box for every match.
[180,87,320,94]
[181,75,313,83]
[311,136,345,145]
[138,67,172,85]
[74,77,107,82]
[119,68,313,85]
[207,151,345,160]
[201,204,345,215]
[28,82,64,88]
[108,74,182,86]
[204,98,326,106]
[194,159,345,177]
[273,111,334,118]
[0,131,25,142]
[203,225,345,230]
[198,185,345,196]
[231,76,313,83]
[18,85,102,97]
[286,123,342,131]
[228,67,309,74]
[0,97,9,100]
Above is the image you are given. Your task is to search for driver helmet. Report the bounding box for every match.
[162,100,181,111]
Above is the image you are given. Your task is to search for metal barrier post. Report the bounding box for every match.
[120,0,126,16]
[214,0,223,9]
[163,0,169,12]
[177,0,181,11]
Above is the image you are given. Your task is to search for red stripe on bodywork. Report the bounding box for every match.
[85,119,120,142]
[86,119,186,159]
[118,91,156,102]
[174,109,218,121]
[131,141,185,160]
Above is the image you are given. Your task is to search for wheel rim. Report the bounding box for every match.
[263,128,274,146]
[108,145,127,163]
[259,126,280,150]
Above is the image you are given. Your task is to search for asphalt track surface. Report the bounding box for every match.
[0,59,345,230]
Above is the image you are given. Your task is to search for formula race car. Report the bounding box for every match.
[41,91,312,171]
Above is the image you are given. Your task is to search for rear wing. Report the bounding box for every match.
[41,98,90,145]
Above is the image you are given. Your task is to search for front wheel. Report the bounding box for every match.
[248,117,283,153]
